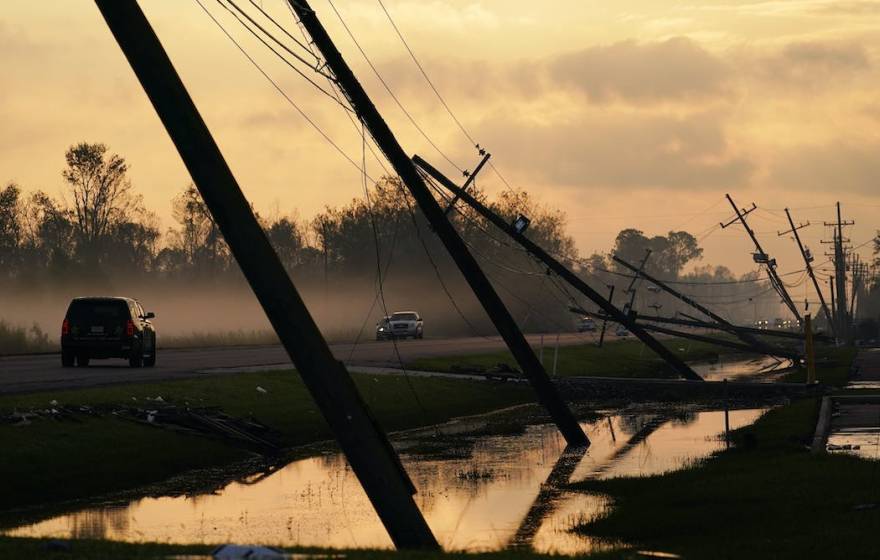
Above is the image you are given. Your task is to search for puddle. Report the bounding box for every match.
[4,409,766,553]
[828,402,880,460]
[692,355,790,381]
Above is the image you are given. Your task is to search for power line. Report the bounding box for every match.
[194,0,373,179]
[326,0,464,173]
[217,0,349,108]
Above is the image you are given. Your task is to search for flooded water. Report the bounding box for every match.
[5,408,766,553]
[692,355,791,381]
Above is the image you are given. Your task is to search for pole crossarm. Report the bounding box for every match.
[444,151,490,215]
[93,0,438,549]
[288,0,588,447]
[723,194,802,322]
[413,155,703,381]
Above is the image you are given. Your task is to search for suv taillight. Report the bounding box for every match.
[62,319,69,336]
[126,320,135,337]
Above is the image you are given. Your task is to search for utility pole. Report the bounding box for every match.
[623,250,652,315]
[823,202,854,342]
[779,209,837,340]
[612,255,795,359]
[722,194,802,323]
[597,284,614,348]
[289,0,588,445]
[415,156,702,381]
[93,0,438,549]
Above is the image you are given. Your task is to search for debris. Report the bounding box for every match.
[49,399,58,406]
[256,386,268,394]
[213,544,285,559]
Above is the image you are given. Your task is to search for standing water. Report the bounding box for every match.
[5,408,766,553]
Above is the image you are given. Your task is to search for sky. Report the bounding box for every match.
[2,0,880,279]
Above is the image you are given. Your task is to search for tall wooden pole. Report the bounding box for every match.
[781,208,837,340]
[288,0,588,446]
[92,1,438,549]
[415,156,702,381]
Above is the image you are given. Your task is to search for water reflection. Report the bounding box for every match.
[5,409,766,553]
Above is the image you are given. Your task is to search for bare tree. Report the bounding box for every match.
[62,142,140,262]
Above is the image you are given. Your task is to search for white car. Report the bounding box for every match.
[376,311,424,340]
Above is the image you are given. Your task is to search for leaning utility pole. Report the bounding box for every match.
[289,0,588,445]
[623,250,652,315]
[414,156,702,381]
[779,209,837,340]
[722,194,802,323]
[93,0,438,549]
[611,255,794,359]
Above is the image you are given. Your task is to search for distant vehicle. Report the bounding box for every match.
[577,317,597,332]
[376,311,423,340]
[615,325,630,337]
[61,297,157,368]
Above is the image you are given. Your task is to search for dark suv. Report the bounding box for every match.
[61,297,157,368]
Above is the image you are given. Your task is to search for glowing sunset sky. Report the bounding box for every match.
[3,1,879,277]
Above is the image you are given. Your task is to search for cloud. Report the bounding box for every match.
[477,110,753,191]
[749,40,870,86]
[813,1,880,15]
[770,140,880,194]
[548,37,731,103]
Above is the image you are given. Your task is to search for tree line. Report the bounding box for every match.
[2,141,828,333]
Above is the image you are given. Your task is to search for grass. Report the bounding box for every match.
[780,345,857,387]
[0,370,531,512]
[569,348,880,559]
[0,320,55,355]
[409,337,734,378]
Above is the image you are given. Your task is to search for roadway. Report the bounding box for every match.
[0,333,597,394]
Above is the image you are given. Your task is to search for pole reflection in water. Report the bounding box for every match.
[4,408,767,553]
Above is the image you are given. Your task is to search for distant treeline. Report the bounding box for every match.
[3,141,856,336]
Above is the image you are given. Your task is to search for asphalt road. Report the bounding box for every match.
[0,333,598,394]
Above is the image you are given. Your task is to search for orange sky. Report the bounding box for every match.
[2,1,879,277]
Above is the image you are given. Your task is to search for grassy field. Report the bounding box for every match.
[409,336,737,378]
[0,370,531,512]
[570,348,880,559]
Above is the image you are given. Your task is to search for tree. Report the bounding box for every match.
[612,228,702,278]
[62,142,143,264]
[167,184,228,275]
[0,183,22,276]
[266,216,303,270]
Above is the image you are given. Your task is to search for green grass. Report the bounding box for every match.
[779,345,856,386]
[409,337,733,378]
[0,320,55,355]
[0,370,531,512]
[570,388,880,558]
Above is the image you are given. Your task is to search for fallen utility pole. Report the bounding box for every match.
[611,255,795,359]
[93,0,438,549]
[722,194,802,322]
[779,208,837,341]
[572,307,803,359]
[582,310,832,343]
[414,155,702,381]
[289,0,588,446]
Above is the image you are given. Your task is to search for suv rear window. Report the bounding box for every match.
[67,300,130,322]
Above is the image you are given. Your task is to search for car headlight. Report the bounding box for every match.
[378,327,385,332]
